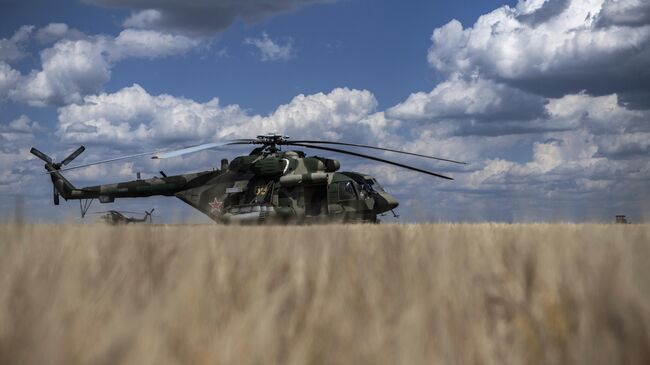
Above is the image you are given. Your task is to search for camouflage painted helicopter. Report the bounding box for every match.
[91,209,155,225]
[31,134,465,224]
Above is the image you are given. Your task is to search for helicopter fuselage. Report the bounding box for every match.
[46,149,399,224]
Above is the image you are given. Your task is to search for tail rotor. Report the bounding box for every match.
[30,146,85,170]
[30,146,85,205]
[146,208,155,223]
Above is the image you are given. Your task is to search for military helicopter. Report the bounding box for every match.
[91,209,155,225]
[30,134,466,224]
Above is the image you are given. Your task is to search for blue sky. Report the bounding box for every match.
[2,0,515,113]
[1,0,649,223]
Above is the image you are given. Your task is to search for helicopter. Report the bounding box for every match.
[91,209,155,225]
[30,134,466,224]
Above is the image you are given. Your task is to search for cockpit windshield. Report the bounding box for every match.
[364,178,385,192]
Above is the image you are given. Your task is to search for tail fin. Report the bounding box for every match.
[30,146,84,204]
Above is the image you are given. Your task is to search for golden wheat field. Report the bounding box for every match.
[0,223,649,365]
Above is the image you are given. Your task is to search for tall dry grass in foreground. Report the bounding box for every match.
[0,224,649,364]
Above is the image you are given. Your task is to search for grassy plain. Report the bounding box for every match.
[0,223,649,364]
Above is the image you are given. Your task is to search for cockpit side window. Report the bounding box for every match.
[338,181,357,201]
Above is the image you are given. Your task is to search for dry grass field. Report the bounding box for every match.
[0,224,649,365]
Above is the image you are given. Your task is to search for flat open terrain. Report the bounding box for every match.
[1,224,649,364]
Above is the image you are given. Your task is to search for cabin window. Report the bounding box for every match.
[338,181,356,201]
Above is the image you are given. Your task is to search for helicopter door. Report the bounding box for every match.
[304,184,328,216]
[331,181,359,213]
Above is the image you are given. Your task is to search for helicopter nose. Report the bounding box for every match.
[374,191,399,213]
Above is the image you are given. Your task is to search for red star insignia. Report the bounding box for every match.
[208,197,223,213]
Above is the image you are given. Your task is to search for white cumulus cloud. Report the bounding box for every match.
[57,84,247,146]
[0,62,21,100]
[56,84,384,147]
[111,29,201,60]
[0,25,33,63]
[35,23,86,44]
[387,77,548,127]
[5,25,201,106]
[244,32,295,61]
[427,0,650,102]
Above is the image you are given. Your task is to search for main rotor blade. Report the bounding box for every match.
[91,210,152,215]
[227,138,258,144]
[151,141,236,159]
[287,140,467,165]
[47,140,239,174]
[290,143,454,180]
[48,151,157,174]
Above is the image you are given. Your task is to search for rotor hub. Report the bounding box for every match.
[257,133,289,143]
[256,133,290,153]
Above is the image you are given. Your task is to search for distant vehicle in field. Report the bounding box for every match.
[93,209,154,225]
[615,215,629,224]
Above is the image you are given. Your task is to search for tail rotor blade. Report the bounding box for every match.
[60,146,85,166]
[30,147,52,164]
[53,185,60,206]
